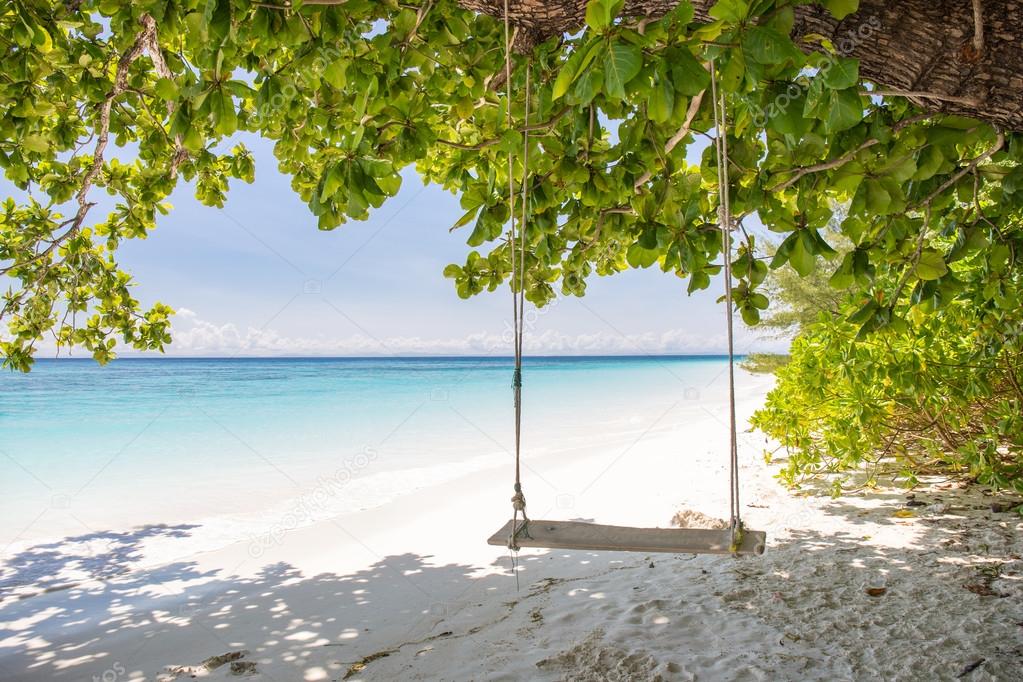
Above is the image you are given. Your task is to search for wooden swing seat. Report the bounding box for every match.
[488,519,766,556]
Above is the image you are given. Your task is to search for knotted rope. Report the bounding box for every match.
[710,60,744,553]
[504,0,530,554]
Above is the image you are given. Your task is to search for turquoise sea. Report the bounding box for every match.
[0,356,740,556]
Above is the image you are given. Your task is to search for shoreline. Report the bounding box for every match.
[2,371,1020,680]
[2,370,771,601]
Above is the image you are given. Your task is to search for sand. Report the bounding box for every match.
[1,372,1021,681]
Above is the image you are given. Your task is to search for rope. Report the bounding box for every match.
[709,61,743,552]
[503,0,529,553]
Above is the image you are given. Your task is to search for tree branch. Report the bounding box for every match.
[914,130,1005,208]
[436,106,571,150]
[865,88,980,106]
[2,14,166,281]
[633,90,705,190]
[768,114,933,192]
[768,139,881,192]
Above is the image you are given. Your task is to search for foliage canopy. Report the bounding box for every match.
[2,0,1022,371]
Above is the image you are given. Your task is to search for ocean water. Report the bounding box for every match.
[0,356,740,555]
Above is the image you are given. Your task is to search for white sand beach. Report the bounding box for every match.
[1,372,1021,681]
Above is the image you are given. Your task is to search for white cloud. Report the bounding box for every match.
[157,310,787,357]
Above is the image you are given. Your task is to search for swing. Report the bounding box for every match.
[487,5,765,558]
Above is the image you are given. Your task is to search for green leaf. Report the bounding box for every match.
[212,90,237,135]
[767,89,808,135]
[825,88,863,132]
[154,77,179,101]
[709,0,749,22]
[669,48,710,96]
[829,253,855,289]
[720,50,745,91]
[450,207,480,231]
[789,233,815,276]
[322,59,348,90]
[749,292,769,310]
[626,242,659,268]
[847,299,879,324]
[552,59,579,100]
[573,68,602,104]
[553,41,598,100]
[22,135,49,153]
[913,145,944,181]
[741,305,760,325]
[822,57,859,90]
[914,250,948,281]
[31,26,53,53]
[864,178,891,214]
[743,26,799,65]
[770,232,798,269]
[585,0,624,31]
[647,69,675,123]
[603,42,642,100]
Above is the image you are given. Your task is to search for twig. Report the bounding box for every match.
[768,139,879,192]
[580,206,634,252]
[633,90,706,190]
[437,106,571,151]
[864,88,980,106]
[1,14,167,281]
[914,130,1005,208]
[891,205,931,303]
[768,114,932,192]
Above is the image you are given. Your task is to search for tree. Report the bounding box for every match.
[751,254,1023,494]
[2,0,1022,370]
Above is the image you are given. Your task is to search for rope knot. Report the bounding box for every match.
[511,482,527,511]
[512,368,522,388]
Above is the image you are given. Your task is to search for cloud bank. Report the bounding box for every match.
[159,308,787,357]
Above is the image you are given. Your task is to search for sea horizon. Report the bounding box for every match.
[21,352,754,362]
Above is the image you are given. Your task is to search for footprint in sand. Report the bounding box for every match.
[537,629,684,681]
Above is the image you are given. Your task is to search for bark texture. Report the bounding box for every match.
[457,0,1023,132]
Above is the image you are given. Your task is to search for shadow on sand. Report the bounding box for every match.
[0,524,200,595]
[0,489,1020,681]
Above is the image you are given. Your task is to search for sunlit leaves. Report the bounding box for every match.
[914,250,949,280]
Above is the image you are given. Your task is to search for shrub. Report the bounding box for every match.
[752,300,1023,493]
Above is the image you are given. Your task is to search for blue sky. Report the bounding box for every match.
[8,133,787,357]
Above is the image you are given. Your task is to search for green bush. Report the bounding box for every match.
[752,299,1023,494]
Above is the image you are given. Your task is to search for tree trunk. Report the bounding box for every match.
[457,0,1023,132]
